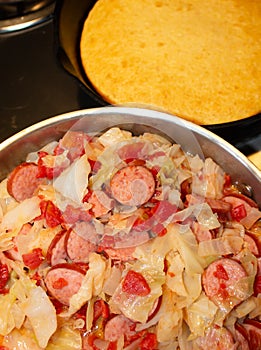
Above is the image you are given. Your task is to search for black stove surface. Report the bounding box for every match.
[0,14,260,157]
[0,17,100,143]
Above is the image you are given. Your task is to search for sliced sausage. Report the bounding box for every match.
[110,165,155,206]
[7,162,43,202]
[247,221,261,256]
[202,258,247,307]
[46,229,68,266]
[66,227,97,263]
[147,296,162,321]
[241,319,261,349]
[44,263,85,305]
[223,191,259,208]
[223,195,261,229]
[5,223,32,262]
[193,326,236,350]
[104,314,135,342]
[234,323,250,350]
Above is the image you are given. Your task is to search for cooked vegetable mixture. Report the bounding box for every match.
[0,127,260,349]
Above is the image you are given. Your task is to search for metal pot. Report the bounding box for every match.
[0,0,54,21]
[0,106,260,206]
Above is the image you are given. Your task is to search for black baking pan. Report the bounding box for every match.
[53,0,261,145]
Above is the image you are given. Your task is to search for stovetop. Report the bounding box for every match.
[0,11,260,157]
[0,15,99,143]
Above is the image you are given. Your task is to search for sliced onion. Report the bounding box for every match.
[20,286,57,348]
[103,265,122,296]
[198,236,244,257]
[0,196,41,233]
[240,207,261,230]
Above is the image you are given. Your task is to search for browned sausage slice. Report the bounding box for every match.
[66,227,97,263]
[46,229,67,266]
[234,323,250,350]
[44,263,85,305]
[104,315,135,342]
[242,319,261,349]
[110,165,155,206]
[202,258,247,308]
[7,162,43,202]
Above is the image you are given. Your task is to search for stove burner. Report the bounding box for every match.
[0,0,55,33]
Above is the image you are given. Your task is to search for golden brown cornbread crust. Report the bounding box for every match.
[80,0,261,125]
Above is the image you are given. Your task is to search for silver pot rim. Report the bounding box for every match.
[0,106,260,205]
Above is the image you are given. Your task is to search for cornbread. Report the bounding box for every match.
[248,151,261,170]
[80,0,261,125]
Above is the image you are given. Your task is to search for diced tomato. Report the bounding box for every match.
[37,151,52,179]
[223,174,232,191]
[52,277,68,289]
[231,203,247,222]
[31,272,42,286]
[83,189,96,205]
[124,330,147,347]
[87,334,100,350]
[213,264,229,280]
[22,248,44,270]
[133,200,176,235]
[88,158,102,173]
[36,200,64,228]
[0,264,9,293]
[53,144,64,155]
[37,151,65,179]
[217,282,229,300]
[74,304,88,321]
[140,333,158,350]
[107,341,117,350]
[51,298,65,315]
[0,346,10,350]
[93,299,110,322]
[122,270,151,296]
